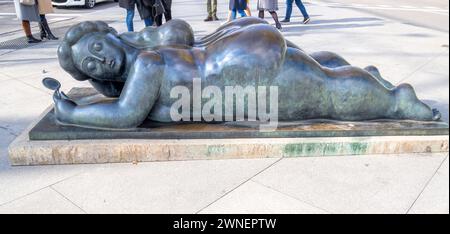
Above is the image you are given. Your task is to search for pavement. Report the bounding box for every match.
[0,0,448,214]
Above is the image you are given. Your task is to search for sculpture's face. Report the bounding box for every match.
[72,33,125,81]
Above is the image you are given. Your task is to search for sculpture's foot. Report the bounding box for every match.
[393,84,436,121]
[364,65,395,89]
[432,108,442,121]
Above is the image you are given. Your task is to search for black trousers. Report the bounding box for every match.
[155,0,172,26]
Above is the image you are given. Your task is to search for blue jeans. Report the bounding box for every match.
[285,0,309,20]
[126,9,153,32]
[231,9,247,20]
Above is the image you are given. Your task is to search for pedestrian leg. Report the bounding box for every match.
[22,20,41,43]
[126,8,135,32]
[282,0,293,22]
[269,11,282,29]
[144,17,153,27]
[258,10,264,19]
[295,0,310,23]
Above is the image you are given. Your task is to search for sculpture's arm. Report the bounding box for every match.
[54,52,165,129]
[89,79,125,98]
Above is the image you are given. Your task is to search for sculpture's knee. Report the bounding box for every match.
[310,51,350,68]
[364,65,395,89]
[392,84,433,121]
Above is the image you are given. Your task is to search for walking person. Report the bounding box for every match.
[281,0,310,24]
[119,0,153,32]
[14,0,58,43]
[257,0,282,30]
[225,0,247,23]
[204,0,219,22]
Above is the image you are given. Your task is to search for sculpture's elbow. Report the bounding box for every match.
[114,108,148,129]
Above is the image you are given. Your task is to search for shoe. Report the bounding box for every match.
[27,35,41,43]
[204,16,213,22]
[41,21,59,40]
[303,17,311,24]
[281,19,290,23]
[212,15,220,21]
[39,23,47,40]
[276,22,282,30]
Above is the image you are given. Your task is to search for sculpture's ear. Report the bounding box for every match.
[57,42,89,81]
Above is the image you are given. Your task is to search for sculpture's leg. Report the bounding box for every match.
[276,48,439,121]
[286,40,304,51]
[363,65,395,89]
[309,51,396,89]
[195,29,235,47]
[309,51,351,68]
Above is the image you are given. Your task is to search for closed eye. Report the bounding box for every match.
[87,61,97,71]
[93,43,103,52]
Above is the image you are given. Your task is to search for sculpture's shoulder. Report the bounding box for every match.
[134,51,165,70]
[119,19,195,49]
[157,19,195,47]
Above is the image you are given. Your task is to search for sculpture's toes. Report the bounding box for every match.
[432,108,442,121]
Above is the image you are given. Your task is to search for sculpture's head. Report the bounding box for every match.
[58,21,126,81]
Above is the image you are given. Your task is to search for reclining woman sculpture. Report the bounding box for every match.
[52,18,440,129]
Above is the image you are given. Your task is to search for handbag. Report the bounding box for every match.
[152,0,166,17]
[20,0,36,6]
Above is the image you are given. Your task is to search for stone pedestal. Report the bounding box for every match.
[8,88,449,166]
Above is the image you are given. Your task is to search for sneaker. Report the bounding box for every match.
[212,15,220,21]
[281,19,290,23]
[303,17,311,24]
[204,16,213,22]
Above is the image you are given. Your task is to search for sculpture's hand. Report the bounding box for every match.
[53,91,77,125]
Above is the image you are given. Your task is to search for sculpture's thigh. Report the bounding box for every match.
[275,48,398,121]
[275,48,331,120]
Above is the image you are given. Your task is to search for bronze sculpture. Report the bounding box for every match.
[48,18,441,130]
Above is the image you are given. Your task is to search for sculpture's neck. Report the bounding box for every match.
[121,45,140,82]
[106,33,141,82]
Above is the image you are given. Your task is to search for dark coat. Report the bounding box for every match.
[136,0,152,19]
[119,0,152,20]
[119,0,135,10]
[142,0,169,17]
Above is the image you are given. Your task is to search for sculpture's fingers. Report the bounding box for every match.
[60,91,71,101]
[53,90,61,103]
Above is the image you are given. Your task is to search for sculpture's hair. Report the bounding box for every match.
[58,21,118,81]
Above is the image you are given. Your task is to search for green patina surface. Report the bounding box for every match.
[348,142,369,154]
[283,142,369,157]
[207,145,226,156]
[323,143,339,155]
